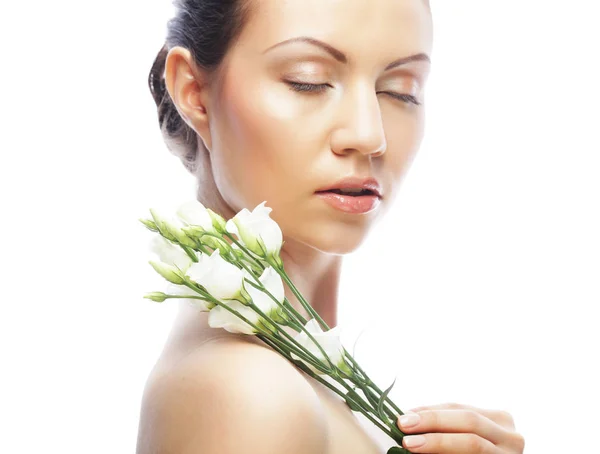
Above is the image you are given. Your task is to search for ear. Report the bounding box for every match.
[164,46,213,151]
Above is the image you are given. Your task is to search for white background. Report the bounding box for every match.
[1,1,598,452]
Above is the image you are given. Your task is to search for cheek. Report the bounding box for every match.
[381,107,426,192]
[212,74,321,212]
[212,81,293,209]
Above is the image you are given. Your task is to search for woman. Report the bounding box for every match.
[137,0,525,452]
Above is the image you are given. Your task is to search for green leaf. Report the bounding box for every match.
[387,447,411,454]
[363,385,380,409]
[377,377,397,421]
[352,328,366,358]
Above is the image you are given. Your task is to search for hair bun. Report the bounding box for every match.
[149,44,168,107]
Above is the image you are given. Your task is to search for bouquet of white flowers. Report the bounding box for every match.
[141,200,411,453]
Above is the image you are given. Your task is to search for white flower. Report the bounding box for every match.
[208,266,284,335]
[176,200,215,232]
[246,267,284,317]
[226,201,283,258]
[165,282,212,311]
[185,250,245,301]
[149,235,195,272]
[291,319,349,375]
[208,300,260,335]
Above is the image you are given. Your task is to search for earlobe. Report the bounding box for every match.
[164,46,212,150]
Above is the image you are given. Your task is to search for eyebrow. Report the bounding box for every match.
[263,36,430,70]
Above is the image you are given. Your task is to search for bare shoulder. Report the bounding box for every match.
[137,336,329,454]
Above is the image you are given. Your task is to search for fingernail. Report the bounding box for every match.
[399,413,420,428]
[403,435,426,448]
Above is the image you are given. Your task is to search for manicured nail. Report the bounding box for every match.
[404,435,426,448]
[399,413,420,428]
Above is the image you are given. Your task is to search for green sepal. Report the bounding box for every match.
[270,306,290,325]
[256,317,278,335]
[139,218,158,232]
[207,208,227,234]
[148,260,184,285]
[144,292,168,302]
[149,209,176,241]
[337,359,355,379]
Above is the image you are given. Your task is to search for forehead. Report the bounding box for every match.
[238,0,433,58]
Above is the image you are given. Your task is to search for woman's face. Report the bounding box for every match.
[205,0,432,254]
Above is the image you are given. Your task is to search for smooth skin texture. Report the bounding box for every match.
[139,0,525,452]
[398,404,525,453]
[138,338,329,453]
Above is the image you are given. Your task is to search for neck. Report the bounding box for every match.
[278,238,343,330]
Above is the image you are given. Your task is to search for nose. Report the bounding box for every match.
[330,84,387,158]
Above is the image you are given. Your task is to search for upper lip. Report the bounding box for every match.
[315,176,383,198]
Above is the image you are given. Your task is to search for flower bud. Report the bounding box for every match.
[149,260,185,285]
[207,208,227,234]
[149,208,176,242]
[139,218,159,232]
[144,292,168,302]
[164,219,197,248]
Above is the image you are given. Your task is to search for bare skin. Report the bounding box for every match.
[137,0,525,452]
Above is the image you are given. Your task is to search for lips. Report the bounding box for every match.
[315,177,383,214]
[315,177,383,198]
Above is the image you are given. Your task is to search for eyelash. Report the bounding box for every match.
[285,81,422,106]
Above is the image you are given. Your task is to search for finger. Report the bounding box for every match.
[402,432,499,454]
[398,409,510,445]
[408,402,515,429]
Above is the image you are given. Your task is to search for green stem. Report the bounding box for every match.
[223,232,266,271]
[247,300,337,374]
[156,230,405,436]
[264,264,398,417]
[273,264,330,332]
[281,298,309,325]
[215,242,336,374]
[343,348,405,420]
[243,278,307,328]
[256,333,397,441]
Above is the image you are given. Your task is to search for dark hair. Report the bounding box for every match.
[148,0,251,174]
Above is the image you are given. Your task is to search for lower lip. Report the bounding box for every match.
[315,192,381,214]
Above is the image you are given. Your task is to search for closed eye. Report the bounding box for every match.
[285,81,331,93]
[285,81,421,105]
[377,92,422,106]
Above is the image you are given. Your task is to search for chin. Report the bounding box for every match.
[296,224,371,255]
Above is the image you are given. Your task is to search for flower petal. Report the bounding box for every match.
[149,235,193,271]
[208,300,258,334]
[176,200,213,231]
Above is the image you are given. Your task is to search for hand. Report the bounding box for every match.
[396,402,525,453]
